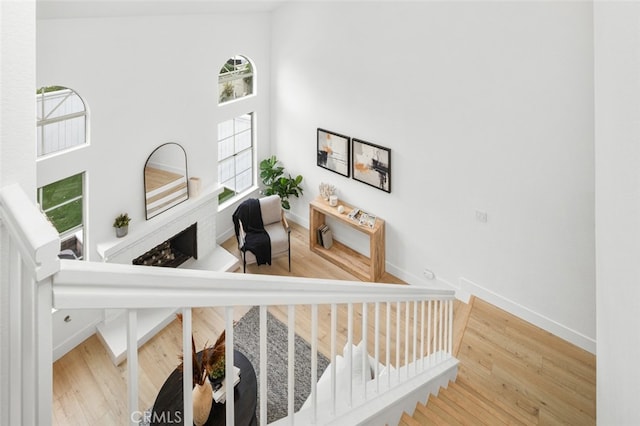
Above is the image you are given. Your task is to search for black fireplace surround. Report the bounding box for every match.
[132,223,197,268]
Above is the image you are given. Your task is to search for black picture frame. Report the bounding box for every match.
[352,138,391,193]
[317,128,350,177]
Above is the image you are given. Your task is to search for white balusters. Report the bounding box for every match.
[347,302,353,407]
[396,301,401,382]
[420,300,426,370]
[310,304,318,423]
[181,308,193,426]
[374,302,380,393]
[330,303,337,415]
[260,305,268,426]
[127,310,140,426]
[225,306,235,425]
[404,301,410,375]
[413,300,418,374]
[287,305,295,424]
[385,301,391,389]
[361,301,368,399]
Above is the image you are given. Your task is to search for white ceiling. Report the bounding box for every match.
[36,0,288,20]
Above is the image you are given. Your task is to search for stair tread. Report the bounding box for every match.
[427,394,465,426]
[415,399,453,425]
[456,375,537,425]
[441,382,506,425]
[436,388,485,425]
[399,412,423,426]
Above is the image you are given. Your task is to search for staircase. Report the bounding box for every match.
[399,377,524,426]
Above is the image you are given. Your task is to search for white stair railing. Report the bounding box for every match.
[1,183,457,426]
[54,261,457,425]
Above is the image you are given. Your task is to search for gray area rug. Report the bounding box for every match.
[233,306,330,424]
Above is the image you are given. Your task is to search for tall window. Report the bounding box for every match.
[218,113,253,204]
[218,56,253,104]
[36,86,87,156]
[37,173,84,259]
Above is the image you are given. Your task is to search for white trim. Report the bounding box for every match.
[459,276,596,354]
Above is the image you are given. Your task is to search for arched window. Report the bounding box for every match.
[36,85,88,259]
[218,55,254,104]
[36,86,87,156]
[217,55,256,206]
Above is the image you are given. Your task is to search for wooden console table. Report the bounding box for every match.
[309,196,385,282]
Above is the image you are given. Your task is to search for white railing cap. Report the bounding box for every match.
[53,260,455,310]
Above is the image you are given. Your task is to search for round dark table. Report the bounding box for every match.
[151,350,257,425]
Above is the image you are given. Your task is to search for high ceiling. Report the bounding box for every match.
[36,0,288,20]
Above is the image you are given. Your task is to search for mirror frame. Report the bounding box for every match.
[144,142,189,220]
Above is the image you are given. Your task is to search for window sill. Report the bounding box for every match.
[217,186,260,212]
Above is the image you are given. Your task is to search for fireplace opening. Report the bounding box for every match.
[132,223,197,268]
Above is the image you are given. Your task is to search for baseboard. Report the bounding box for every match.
[386,263,471,303]
[53,318,101,362]
[459,277,596,354]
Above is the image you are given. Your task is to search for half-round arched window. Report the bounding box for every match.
[218,55,254,104]
[36,86,87,156]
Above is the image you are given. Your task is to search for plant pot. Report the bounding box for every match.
[115,225,128,238]
[209,375,224,392]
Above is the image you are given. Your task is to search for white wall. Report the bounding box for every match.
[271,2,596,351]
[37,13,271,260]
[0,1,37,423]
[594,3,640,423]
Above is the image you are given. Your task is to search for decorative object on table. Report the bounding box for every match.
[329,195,338,207]
[352,138,391,193]
[176,313,213,426]
[318,182,336,201]
[317,128,350,177]
[347,208,377,229]
[204,331,241,404]
[113,213,131,238]
[192,371,213,426]
[188,177,201,197]
[337,205,345,214]
[205,330,226,386]
[316,224,333,249]
[259,155,304,210]
[212,365,241,404]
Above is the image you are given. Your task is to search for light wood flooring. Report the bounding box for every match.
[52,222,595,425]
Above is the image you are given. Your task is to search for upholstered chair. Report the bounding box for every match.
[236,195,291,272]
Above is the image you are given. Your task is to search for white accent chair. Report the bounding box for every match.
[237,195,291,272]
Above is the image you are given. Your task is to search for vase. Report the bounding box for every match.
[192,379,213,426]
[115,225,128,238]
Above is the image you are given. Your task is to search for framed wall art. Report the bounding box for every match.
[317,128,350,177]
[352,138,391,193]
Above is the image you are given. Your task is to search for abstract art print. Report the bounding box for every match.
[317,128,350,177]
[352,138,391,193]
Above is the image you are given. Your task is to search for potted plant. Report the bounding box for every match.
[113,213,131,238]
[205,331,226,388]
[259,155,304,210]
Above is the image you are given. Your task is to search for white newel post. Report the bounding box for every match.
[1,184,59,426]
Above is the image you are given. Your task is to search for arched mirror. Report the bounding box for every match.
[144,143,189,220]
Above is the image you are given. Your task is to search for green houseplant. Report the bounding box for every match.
[259,155,304,210]
[113,213,131,238]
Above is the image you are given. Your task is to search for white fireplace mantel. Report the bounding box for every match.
[96,184,221,263]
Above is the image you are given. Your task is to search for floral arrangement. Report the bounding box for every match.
[319,182,336,201]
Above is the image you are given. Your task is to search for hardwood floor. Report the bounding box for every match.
[52,221,595,425]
